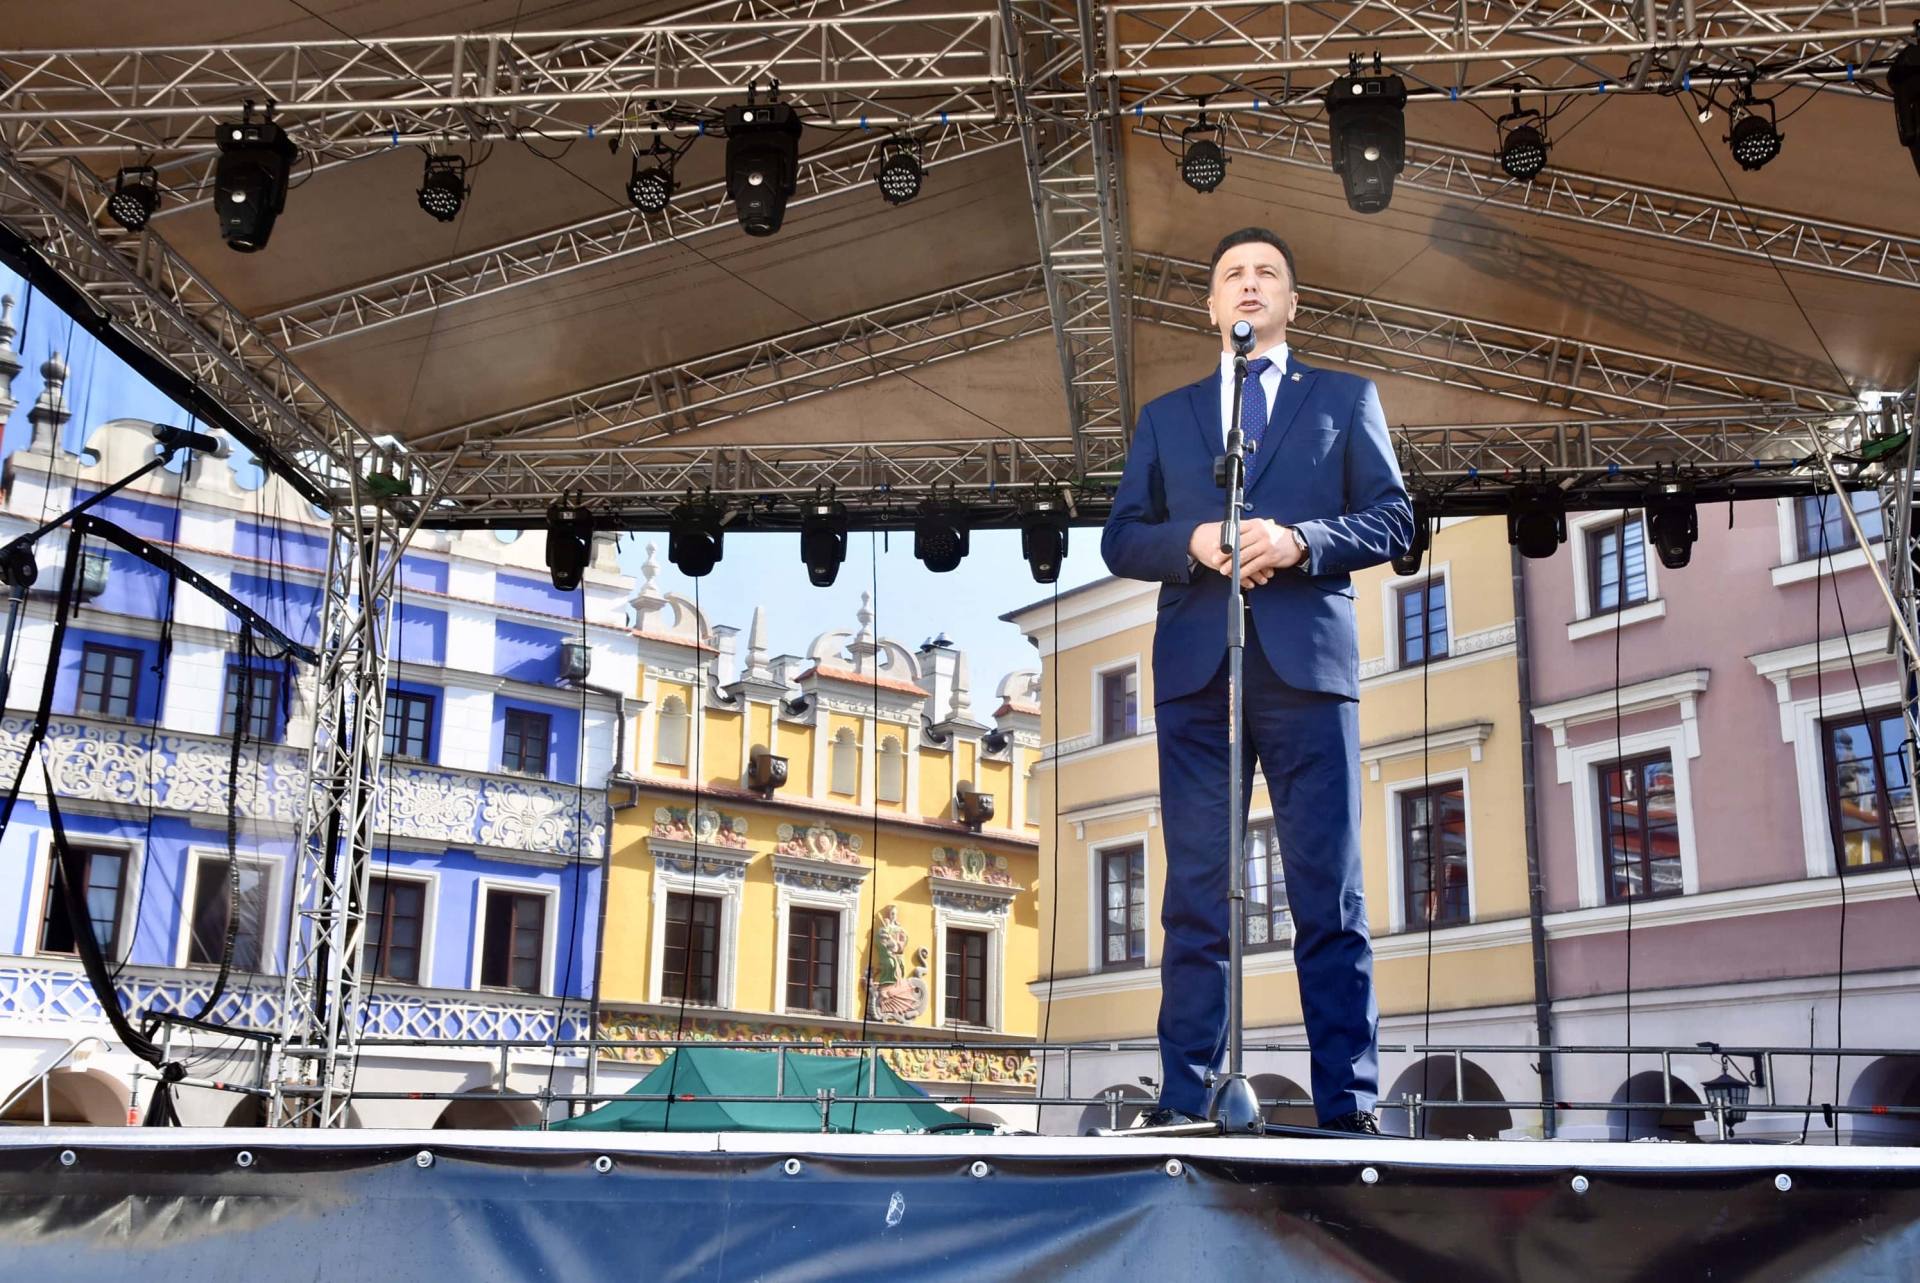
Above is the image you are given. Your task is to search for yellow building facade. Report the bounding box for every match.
[1007,516,1544,1134]
[599,557,1045,1119]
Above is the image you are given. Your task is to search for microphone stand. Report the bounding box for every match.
[1207,324,1264,1136]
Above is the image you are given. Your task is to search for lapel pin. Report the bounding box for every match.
[1290,372,1302,382]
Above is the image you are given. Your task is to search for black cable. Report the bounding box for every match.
[1417,511,1437,1134]
[1611,508,1634,1126]
[661,570,706,1131]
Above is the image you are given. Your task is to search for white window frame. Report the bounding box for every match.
[1382,770,1477,933]
[655,694,690,767]
[1566,724,1700,909]
[26,832,143,966]
[1771,495,1886,586]
[1566,509,1666,640]
[877,734,906,804]
[175,847,283,971]
[1086,831,1153,972]
[1784,680,1903,879]
[363,869,439,988]
[773,884,858,1018]
[1090,655,1142,745]
[933,905,1006,1031]
[470,876,560,996]
[647,868,742,1008]
[1376,560,1453,671]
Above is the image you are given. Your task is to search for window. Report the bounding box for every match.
[223,666,281,742]
[383,689,435,761]
[1586,516,1649,615]
[479,889,547,992]
[1100,667,1139,743]
[1243,822,1290,950]
[1402,783,1470,927]
[363,876,426,984]
[1599,753,1682,903]
[1797,491,1884,561]
[187,856,272,971]
[1397,578,1449,667]
[39,846,127,958]
[1100,846,1146,969]
[663,892,721,1005]
[1823,711,1916,873]
[656,695,689,767]
[78,643,140,718]
[944,928,990,1026]
[830,727,858,797]
[877,736,906,803]
[786,907,840,1014]
[501,708,551,778]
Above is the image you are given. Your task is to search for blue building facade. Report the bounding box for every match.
[0,324,636,1127]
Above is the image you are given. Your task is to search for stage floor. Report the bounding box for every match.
[4,1129,1919,1280]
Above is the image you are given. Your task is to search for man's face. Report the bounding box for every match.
[1206,241,1299,352]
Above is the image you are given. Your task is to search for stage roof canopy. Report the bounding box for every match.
[1,0,1915,527]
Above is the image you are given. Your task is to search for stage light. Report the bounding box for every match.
[214,103,297,253]
[1020,500,1069,584]
[1506,486,1565,559]
[875,138,924,205]
[545,503,593,592]
[668,498,726,577]
[1645,482,1698,570]
[1496,100,1549,182]
[1891,43,1920,177]
[725,101,803,236]
[799,493,848,587]
[1325,57,1407,214]
[1391,502,1432,577]
[1726,92,1782,171]
[107,165,159,232]
[1180,114,1228,193]
[417,153,468,223]
[628,154,676,215]
[913,499,970,574]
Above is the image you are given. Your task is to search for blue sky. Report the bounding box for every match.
[0,265,1113,689]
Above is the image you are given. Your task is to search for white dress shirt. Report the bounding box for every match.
[1216,341,1289,451]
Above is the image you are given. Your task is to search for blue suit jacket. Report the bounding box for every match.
[1100,354,1413,702]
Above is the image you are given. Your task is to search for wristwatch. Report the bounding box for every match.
[1286,525,1311,573]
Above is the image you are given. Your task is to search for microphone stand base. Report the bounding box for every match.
[1208,1073,1266,1136]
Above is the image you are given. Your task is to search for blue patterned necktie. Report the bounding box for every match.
[1239,356,1274,454]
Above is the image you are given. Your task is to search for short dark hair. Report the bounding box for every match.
[1209,227,1298,291]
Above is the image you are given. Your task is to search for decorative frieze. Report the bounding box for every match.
[929,844,1021,915]
[648,807,755,880]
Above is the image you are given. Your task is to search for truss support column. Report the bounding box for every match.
[269,493,413,1128]
[1882,373,1920,860]
[997,0,1135,472]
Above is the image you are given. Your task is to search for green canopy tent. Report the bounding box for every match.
[547,1046,988,1134]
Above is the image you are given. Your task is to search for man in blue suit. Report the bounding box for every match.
[1101,227,1412,1133]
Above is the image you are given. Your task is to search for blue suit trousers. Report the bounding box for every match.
[1154,617,1379,1123]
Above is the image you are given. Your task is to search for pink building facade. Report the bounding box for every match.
[1522,494,1920,1142]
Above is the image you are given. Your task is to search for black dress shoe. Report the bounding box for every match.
[1136,1106,1208,1128]
[1322,1110,1381,1135]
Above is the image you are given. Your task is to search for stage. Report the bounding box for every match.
[3,1128,1918,1280]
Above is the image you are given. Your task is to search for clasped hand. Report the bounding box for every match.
[1188,518,1302,588]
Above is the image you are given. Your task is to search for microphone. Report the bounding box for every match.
[152,423,230,458]
[1230,319,1255,355]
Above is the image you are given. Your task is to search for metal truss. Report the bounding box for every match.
[0,1,1005,159]
[270,492,419,1128]
[1107,0,1918,102]
[259,121,1018,352]
[430,433,1126,521]
[999,0,1135,471]
[0,148,379,482]
[1135,252,1857,416]
[415,264,1051,450]
[1160,113,1920,292]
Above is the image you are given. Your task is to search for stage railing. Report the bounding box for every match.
[107,1028,1920,1140]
